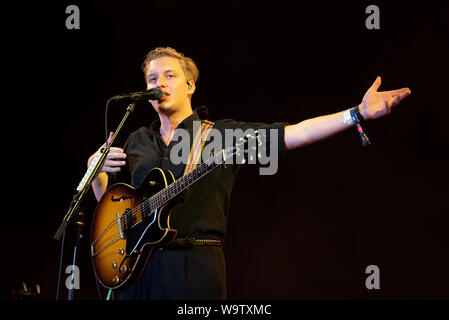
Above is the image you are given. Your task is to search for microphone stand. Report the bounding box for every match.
[53,102,136,300]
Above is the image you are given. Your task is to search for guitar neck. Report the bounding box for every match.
[135,130,258,219]
[147,151,225,212]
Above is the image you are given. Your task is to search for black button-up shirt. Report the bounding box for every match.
[109,107,288,239]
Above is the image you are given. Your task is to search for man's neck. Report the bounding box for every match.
[158,106,193,145]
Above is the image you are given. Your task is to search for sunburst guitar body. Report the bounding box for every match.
[90,167,178,290]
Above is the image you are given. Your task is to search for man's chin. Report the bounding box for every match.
[155,102,175,114]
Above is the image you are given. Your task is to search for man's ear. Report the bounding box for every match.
[187,80,196,94]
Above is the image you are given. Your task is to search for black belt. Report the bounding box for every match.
[162,236,224,249]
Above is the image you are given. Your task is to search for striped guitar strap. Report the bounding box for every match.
[183,120,215,175]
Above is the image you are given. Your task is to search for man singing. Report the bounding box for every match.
[88,47,410,299]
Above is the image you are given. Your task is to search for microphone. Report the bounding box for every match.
[108,88,163,102]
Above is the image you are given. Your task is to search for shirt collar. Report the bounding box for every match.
[149,106,209,135]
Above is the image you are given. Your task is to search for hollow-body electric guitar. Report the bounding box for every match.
[90,132,259,289]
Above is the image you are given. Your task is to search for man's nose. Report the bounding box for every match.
[156,75,167,88]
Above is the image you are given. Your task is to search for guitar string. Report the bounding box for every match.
[100,143,240,237]
[117,155,219,226]
[92,161,214,247]
[119,160,215,229]
[107,136,251,229]
[93,159,215,246]
[92,163,215,256]
[91,215,120,246]
[118,144,240,226]
[92,234,121,256]
[93,145,241,251]
[125,149,228,222]
[92,144,240,275]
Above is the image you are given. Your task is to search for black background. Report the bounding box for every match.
[3,0,448,300]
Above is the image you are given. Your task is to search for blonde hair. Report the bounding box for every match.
[142,47,199,83]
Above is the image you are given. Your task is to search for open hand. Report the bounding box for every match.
[359,76,411,120]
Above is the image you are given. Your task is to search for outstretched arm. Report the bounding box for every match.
[284,76,411,151]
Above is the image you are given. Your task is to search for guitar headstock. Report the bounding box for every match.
[223,129,267,165]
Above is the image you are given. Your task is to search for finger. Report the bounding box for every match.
[393,88,411,98]
[369,76,382,91]
[102,166,121,173]
[385,89,411,108]
[107,152,127,159]
[104,159,126,167]
[101,132,115,148]
[393,89,411,101]
[382,87,411,96]
[108,147,125,154]
[389,94,407,109]
[386,88,411,97]
[105,132,114,146]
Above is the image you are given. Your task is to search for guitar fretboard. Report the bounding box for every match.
[143,151,225,216]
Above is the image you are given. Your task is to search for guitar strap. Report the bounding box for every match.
[183,120,215,175]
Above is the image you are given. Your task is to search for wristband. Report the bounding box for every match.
[350,105,371,147]
[343,109,353,126]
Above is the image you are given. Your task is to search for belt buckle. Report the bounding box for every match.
[185,236,196,248]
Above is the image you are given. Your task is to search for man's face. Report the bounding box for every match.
[146,56,193,114]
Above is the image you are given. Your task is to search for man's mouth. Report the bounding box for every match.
[159,92,169,101]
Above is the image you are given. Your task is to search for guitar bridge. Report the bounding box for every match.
[116,213,125,239]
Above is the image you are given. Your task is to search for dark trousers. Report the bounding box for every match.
[119,247,226,300]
